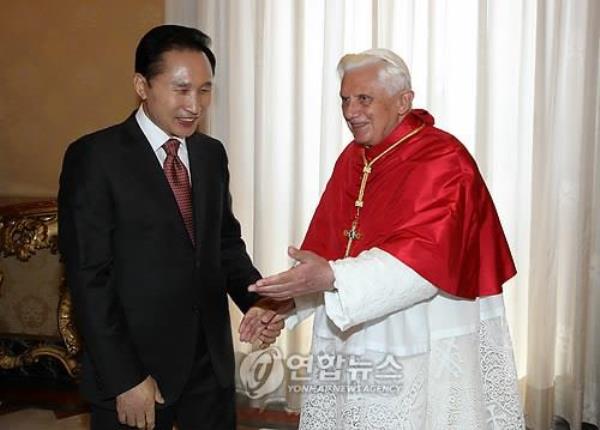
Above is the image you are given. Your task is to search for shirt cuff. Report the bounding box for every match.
[285,292,320,330]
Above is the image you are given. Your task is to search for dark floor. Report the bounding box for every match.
[551,415,599,430]
[0,381,597,430]
[0,379,299,429]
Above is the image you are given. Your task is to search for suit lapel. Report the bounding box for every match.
[122,114,193,246]
[187,134,211,252]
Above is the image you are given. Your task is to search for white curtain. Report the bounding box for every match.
[165,1,600,428]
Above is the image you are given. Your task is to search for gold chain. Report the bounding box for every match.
[343,122,425,257]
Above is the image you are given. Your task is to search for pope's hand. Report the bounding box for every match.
[248,247,335,300]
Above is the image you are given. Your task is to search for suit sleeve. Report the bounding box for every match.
[58,141,146,399]
[218,148,261,313]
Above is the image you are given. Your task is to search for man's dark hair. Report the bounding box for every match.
[135,25,216,80]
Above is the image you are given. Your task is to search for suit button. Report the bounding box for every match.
[95,374,103,390]
[192,304,201,313]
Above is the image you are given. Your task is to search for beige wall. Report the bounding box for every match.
[0,1,164,197]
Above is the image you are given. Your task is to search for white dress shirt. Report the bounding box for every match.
[135,105,191,176]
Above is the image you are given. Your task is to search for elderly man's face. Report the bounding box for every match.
[340,63,411,146]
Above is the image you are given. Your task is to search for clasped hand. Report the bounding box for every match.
[239,298,294,345]
[238,247,334,347]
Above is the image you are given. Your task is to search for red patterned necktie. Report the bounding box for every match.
[163,139,195,245]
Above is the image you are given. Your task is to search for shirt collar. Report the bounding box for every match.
[135,104,185,153]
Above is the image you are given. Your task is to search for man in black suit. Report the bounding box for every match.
[58,25,283,430]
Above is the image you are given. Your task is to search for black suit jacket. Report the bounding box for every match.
[58,113,260,406]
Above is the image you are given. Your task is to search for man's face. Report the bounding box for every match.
[134,49,213,138]
[340,63,412,146]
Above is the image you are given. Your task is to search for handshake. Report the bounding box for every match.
[238,246,335,346]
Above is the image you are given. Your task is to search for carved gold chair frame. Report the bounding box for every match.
[0,200,80,377]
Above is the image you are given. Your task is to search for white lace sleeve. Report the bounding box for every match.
[285,292,320,330]
[324,248,438,332]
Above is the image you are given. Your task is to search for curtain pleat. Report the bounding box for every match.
[166,1,600,427]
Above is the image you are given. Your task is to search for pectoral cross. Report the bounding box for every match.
[339,123,426,260]
[342,164,370,257]
[343,222,362,257]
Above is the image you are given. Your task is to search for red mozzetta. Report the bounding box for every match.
[302,109,516,299]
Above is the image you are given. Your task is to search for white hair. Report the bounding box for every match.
[337,48,412,95]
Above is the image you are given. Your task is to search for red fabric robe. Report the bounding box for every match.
[301,109,516,299]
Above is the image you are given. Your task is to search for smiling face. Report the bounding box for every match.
[133,49,213,138]
[340,63,413,146]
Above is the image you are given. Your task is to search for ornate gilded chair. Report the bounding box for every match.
[0,198,80,377]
